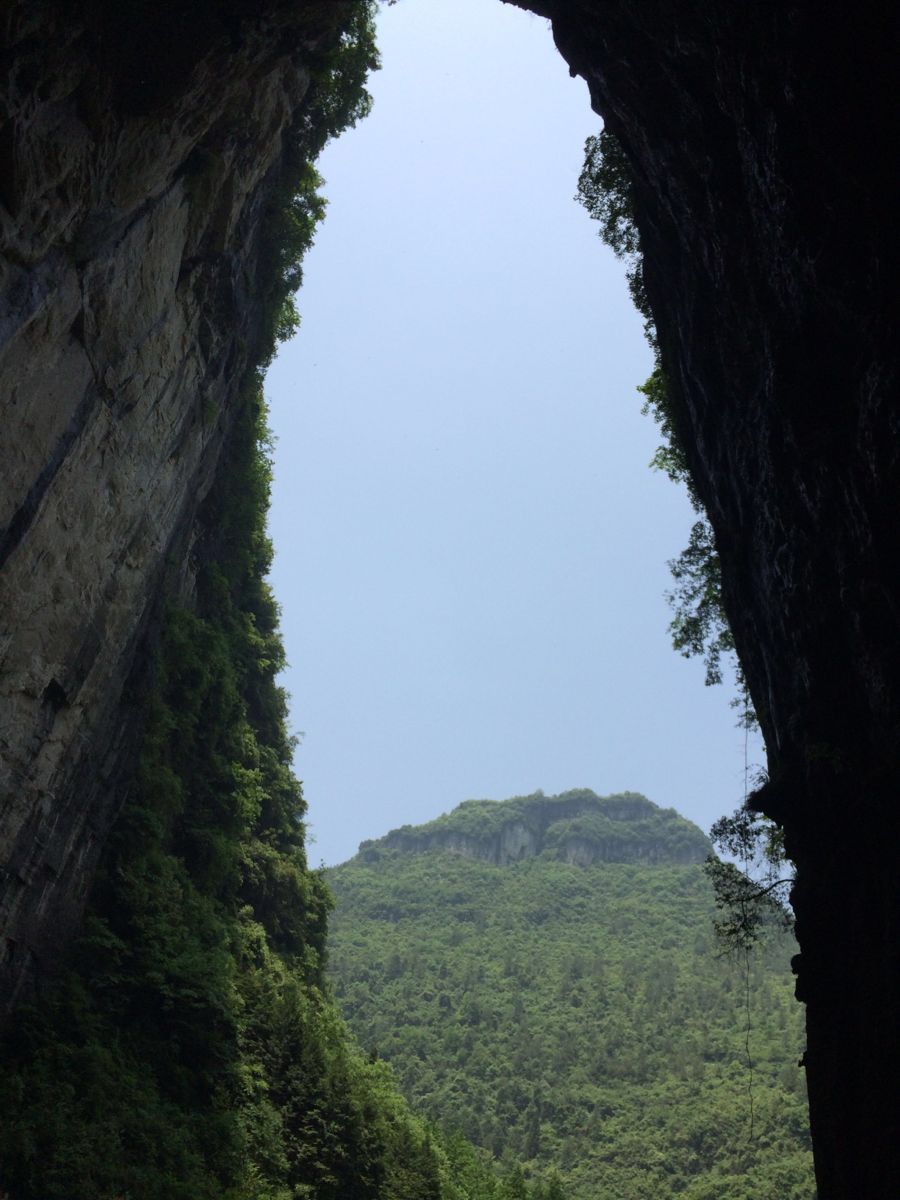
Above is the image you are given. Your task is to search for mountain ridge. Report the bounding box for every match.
[326,794,814,1198]
[355,789,712,869]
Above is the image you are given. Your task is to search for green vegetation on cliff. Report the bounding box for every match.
[0,6,543,1197]
[577,130,791,928]
[577,131,737,695]
[0,356,471,1200]
[327,796,815,1199]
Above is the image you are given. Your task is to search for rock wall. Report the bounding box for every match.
[507,1,899,1193]
[1,0,897,1191]
[0,0,354,1014]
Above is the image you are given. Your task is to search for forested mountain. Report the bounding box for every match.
[327,791,815,1199]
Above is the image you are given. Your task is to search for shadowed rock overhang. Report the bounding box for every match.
[1,2,897,1195]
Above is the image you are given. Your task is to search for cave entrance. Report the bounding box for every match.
[265,0,758,870]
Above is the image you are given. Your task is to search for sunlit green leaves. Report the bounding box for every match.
[327,848,814,1199]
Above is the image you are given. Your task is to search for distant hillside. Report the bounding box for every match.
[359,789,711,868]
[327,792,815,1200]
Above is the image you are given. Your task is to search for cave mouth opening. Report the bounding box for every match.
[265,0,760,872]
[5,2,900,1191]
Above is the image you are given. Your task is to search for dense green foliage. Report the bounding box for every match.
[258,1,381,358]
[327,804,815,1200]
[0,374,469,1200]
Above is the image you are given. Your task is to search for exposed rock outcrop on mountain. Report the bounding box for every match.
[361,790,711,868]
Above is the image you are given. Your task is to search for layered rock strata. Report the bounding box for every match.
[0,0,352,1013]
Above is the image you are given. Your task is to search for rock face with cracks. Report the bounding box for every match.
[0,0,351,1014]
[0,0,898,1195]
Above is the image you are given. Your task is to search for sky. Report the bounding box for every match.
[266,0,762,867]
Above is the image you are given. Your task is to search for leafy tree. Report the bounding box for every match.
[500,1165,529,1200]
[704,807,794,953]
[576,130,649,329]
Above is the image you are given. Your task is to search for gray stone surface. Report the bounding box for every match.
[0,0,336,1012]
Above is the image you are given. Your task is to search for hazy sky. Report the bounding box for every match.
[266,0,761,867]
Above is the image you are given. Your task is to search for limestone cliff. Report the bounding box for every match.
[361,789,711,868]
[1,0,897,1193]
[0,0,363,1014]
